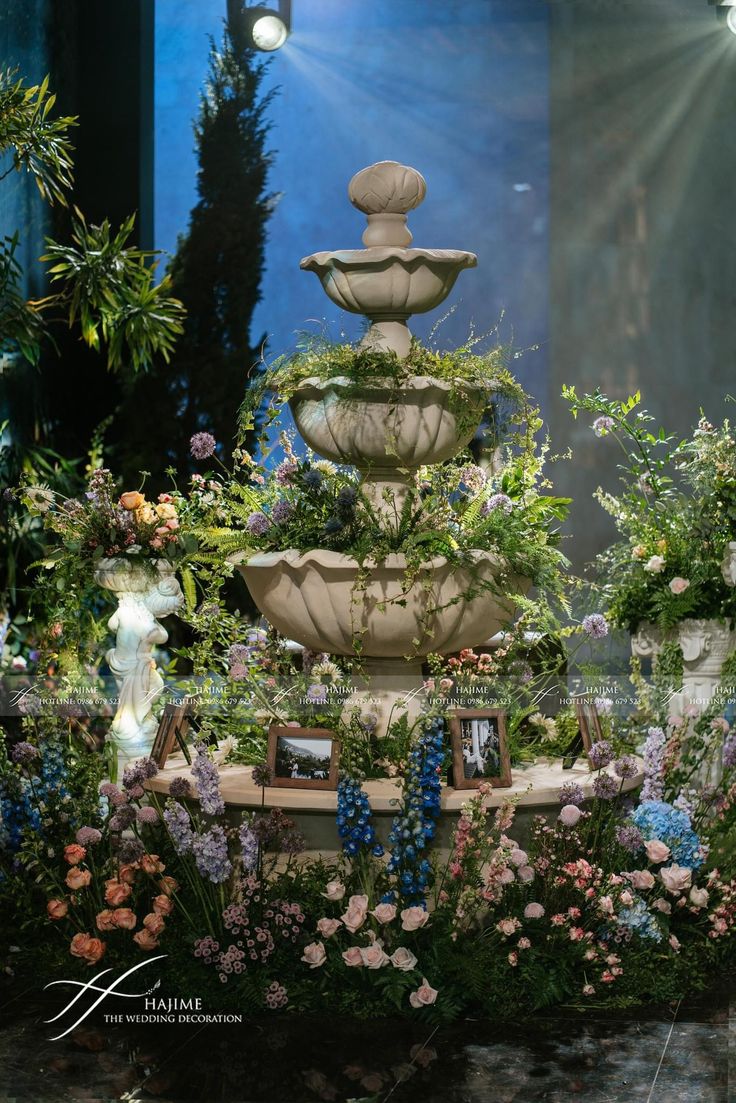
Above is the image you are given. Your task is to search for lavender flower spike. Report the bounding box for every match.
[192,742,225,816]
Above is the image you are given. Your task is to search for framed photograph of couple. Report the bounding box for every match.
[267,726,339,790]
[449,708,511,789]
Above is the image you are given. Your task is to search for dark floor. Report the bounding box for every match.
[0,971,734,1102]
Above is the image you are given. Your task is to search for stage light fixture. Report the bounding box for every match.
[708,0,736,34]
[244,3,291,52]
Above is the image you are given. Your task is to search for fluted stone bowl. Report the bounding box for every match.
[237,549,530,658]
[300,247,477,319]
[288,375,487,469]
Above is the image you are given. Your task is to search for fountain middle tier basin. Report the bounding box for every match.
[237,548,530,657]
[288,375,487,469]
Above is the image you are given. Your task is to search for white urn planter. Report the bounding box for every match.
[630,621,674,664]
[721,542,736,587]
[94,558,184,761]
[678,618,735,711]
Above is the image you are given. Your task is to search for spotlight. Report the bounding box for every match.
[244,3,291,51]
[708,0,736,34]
[729,7,736,32]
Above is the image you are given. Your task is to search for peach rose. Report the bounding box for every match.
[645,839,671,864]
[155,502,177,521]
[409,978,438,1009]
[320,879,345,902]
[66,867,91,890]
[120,491,145,511]
[152,894,174,916]
[301,941,327,969]
[133,928,159,951]
[370,903,397,924]
[689,886,709,908]
[316,917,342,939]
[96,910,117,932]
[628,870,655,890]
[139,854,165,875]
[104,879,132,906]
[660,864,693,894]
[64,844,86,866]
[390,947,418,972]
[112,908,137,930]
[158,876,179,895]
[118,864,138,885]
[341,947,363,967]
[70,933,106,965]
[47,899,68,920]
[137,504,157,525]
[400,906,430,932]
[143,912,165,936]
[360,943,390,969]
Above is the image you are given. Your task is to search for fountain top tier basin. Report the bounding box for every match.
[300,161,476,358]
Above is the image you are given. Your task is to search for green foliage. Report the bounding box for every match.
[0,68,75,206]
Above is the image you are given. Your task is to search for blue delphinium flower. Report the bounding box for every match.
[336,775,383,858]
[163,799,194,854]
[192,825,232,883]
[238,817,259,872]
[191,743,225,816]
[0,737,71,854]
[631,800,704,870]
[386,716,444,906]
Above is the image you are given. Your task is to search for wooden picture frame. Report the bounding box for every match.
[449,708,511,789]
[574,698,602,758]
[151,701,195,768]
[267,726,339,790]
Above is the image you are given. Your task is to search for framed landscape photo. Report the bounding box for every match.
[267,726,339,790]
[449,708,511,789]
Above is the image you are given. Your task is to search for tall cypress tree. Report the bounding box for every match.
[117,1,277,481]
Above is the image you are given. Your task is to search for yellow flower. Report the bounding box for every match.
[136,504,157,525]
[155,502,177,521]
[632,545,646,559]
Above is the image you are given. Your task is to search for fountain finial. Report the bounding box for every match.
[348,161,427,247]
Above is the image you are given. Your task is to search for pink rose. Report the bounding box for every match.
[143,912,165,936]
[497,918,519,937]
[341,905,367,934]
[409,978,438,1009]
[652,897,672,914]
[104,879,132,906]
[628,870,655,890]
[390,947,418,972]
[341,947,363,967]
[645,839,671,864]
[139,854,165,875]
[64,844,86,866]
[689,886,709,908]
[70,933,106,965]
[66,867,91,890]
[316,917,342,939]
[370,903,397,924]
[660,864,693,894]
[96,909,117,931]
[619,890,634,907]
[558,804,582,827]
[47,899,68,920]
[598,895,614,915]
[133,928,159,951]
[517,865,535,883]
[158,876,178,895]
[400,906,430,932]
[321,880,346,902]
[112,908,137,930]
[669,577,690,595]
[152,894,174,916]
[669,934,681,952]
[360,943,390,969]
[523,902,545,919]
[301,941,327,969]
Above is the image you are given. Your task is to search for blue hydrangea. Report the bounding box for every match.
[386,716,444,906]
[631,800,704,870]
[615,896,663,943]
[336,776,383,859]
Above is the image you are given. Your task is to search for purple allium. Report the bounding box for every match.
[582,613,609,640]
[192,825,232,884]
[239,820,259,872]
[122,758,158,790]
[115,837,145,863]
[109,805,137,831]
[137,806,160,826]
[641,726,667,802]
[723,733,736,770]
[75,826,102,847]
[588,740,614,770]
[613,755,638,780]
[190,432,217,460]
[592,773,619,801]
[281,829,306,856]
[246,512,270,536]
[163,799,194,854]
[10,742,39,766]
[307,683,328,703]
[482,493,513,516]
[169,776,193,801]
[271,499,293,525]
[460,464,487,492]
[228,643,249,665]
[192,742,225,816]
[559,782,585,807]
[229,662,248,681]
[251,763,273,788]
[100,782,127,806]
[616,824,644,853]
[592,416,615,437]
[275,460,298,486]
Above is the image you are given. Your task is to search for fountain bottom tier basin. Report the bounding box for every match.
[237,549,530,658]
[146,757,643,855]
